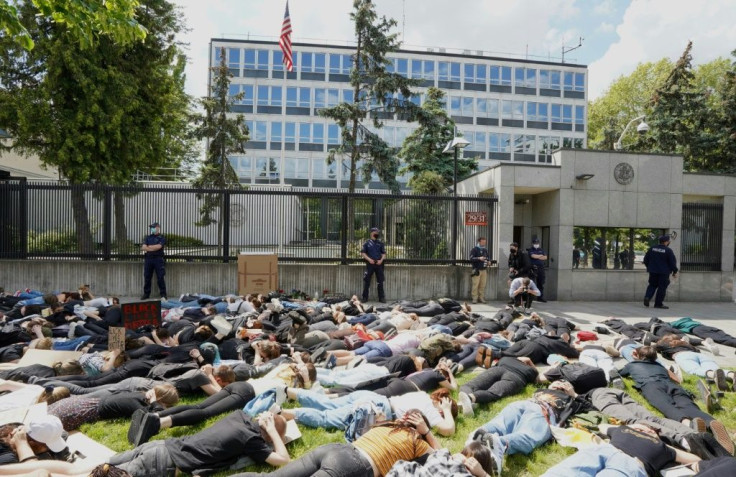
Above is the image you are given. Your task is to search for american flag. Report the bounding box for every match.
[279,1,293,72]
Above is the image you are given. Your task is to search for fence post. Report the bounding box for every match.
[452,196,458,265]
[19,180,28,259]
[103,187,112,261]
[222,190,230,263]
[340,195,348,265]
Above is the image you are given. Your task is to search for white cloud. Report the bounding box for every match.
[172,0,582,98]
[596,22,615,33]
[593,0,617,16]
[588,0,736,99]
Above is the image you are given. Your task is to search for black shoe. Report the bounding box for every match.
[140,295,150,300]
[653,305,669,309]
[643,297,650,307]
[127,409,147,444]
[133,412,160,446]
[378,299,386,303]
[537,297,547,303]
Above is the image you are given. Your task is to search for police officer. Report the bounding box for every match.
[360,227,386,303]
[527,238,548,302]
[469,236,490,304]
[141,222,167,301]
[643,235,678,309]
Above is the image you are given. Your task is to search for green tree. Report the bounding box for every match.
[398,87,477,191]
[635,42,723,171]
[1,0,145,50]
[319,0,420,194]
[719,50,736,165]
[191,47,249,235]
[0,0,196,254]
[587,58,672,149]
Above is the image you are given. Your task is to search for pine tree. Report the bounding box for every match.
[319,0,420,194]
[398,87,477,191]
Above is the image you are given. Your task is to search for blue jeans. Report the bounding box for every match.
[674,351,719,377]
[293,389,392,429]
[348,313,377,326]
[481,335,512,351]
[541,443,647,477]
[479,400,551,455]
[316,364,389,387]
[18,296,45,306]
[161,300,200,310]
[620,344,641,362]
[18,290,43,299]
[355,340,392,359]
[52,336,90,351]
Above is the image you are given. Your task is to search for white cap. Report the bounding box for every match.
[27,415,67,453]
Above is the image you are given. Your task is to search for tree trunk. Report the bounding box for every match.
[70,186,95,256]
[113,191,129,253]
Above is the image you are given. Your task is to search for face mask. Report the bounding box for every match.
[510,248,516,253]
[371,234,378,239]
[533,244,540,249]
[150,228,156,235]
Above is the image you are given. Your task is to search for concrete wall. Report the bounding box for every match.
[0,260,496,301]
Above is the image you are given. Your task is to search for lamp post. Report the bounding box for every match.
[614,115,649,151]
[443,128,470,265]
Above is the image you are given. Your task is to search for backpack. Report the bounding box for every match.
[418,333,455,362]
[344,402,385,443]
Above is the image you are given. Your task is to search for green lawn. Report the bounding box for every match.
[80,370,736,477]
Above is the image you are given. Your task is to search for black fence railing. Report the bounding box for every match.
[0,180,497,265]
[681,202,723,272]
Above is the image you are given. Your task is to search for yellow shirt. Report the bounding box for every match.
[353,426,432,476]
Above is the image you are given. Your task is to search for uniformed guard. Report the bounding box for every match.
[527,238,548,302]
[360,227,386,303]
[141,222,167,301]
[643,234,678,309]
[469,236,490,303]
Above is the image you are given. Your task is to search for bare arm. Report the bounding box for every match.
[261,413,290,467]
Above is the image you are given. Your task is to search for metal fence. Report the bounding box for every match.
[681,202,723,272]
[0,179,497,265]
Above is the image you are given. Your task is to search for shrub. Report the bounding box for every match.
[165,233,204,248]
[28,229,78,253]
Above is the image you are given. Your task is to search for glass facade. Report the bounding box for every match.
[212,40,588,188]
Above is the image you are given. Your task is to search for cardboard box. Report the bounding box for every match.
[238,253,278,296]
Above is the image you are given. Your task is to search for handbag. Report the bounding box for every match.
[343,334,366,350]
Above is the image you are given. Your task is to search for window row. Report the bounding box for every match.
[452,98,585,124]
[245,121,341,145]
[216,47,586,92]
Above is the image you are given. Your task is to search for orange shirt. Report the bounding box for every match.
[353,426,432,476]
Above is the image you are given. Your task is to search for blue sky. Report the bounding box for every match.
[173,0,736,100]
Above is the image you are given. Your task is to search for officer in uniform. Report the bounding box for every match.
[141,222,167,301]
[527,238,548,302]
[360,227,386,303]
[469,236,490,303]
[643,234,678,309]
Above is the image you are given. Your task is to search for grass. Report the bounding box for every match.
[80,369,736,477]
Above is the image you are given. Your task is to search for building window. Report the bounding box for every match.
[271,122,283,142]
[244,49,269,70]
[502,100,524,120]
[515,67,536,88]
[539,69,561,90]
[246,120,268,142]
[227,48,240,69]
[514,134,535,155]
[285,122,296,143]
[257,86,283,107]
[476,98,499,118]
[230,156,252,178]
[468,131,486,153]
[327,124,340,145]
[299,123,325,144]
[314,88,340,108]
[438,61,461,81]
[575,105,585,125]
[329,53,351,75]
[562,137,584,148]
[273,50,284,71]
[228,84,240,102]
[526,102,548,122]
[395,58,408,77]
[242,85,253,105]
[562,105,573,124]
[256,157,280,181]
[450,96,473,116]
[312,159,337,179]
[564,72,585,92]
[489,133,511,153]
[411,59,434,80]
[490,65,512,86]
[286,87,311,107]
[342,89,354,103]
[537,135,559,162]
[464,64,487,84]
[284,158,310,179]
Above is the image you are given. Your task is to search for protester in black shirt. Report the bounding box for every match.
[109,410,289,476]
[458,357,539,415]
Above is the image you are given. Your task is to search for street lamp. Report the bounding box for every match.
[442,129,470,196]
[614,115,649,151]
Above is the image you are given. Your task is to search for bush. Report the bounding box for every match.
[28,229,78,253]
[165,233,204,248]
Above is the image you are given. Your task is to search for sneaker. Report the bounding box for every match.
[67,322,77,339]
[488,432,505,475]
[274,385,288,406]
[643,297,650,307]
[697,379,715,413]
[703,338,721,356]
[270,298,284,313]
[714,369,729,392]
[537,297,547,303]
[160,296,168,302]
[690,417,707,433]
[653,305,669,309]
[325,354,337,370]
[210,315,233,336]
[709,420,734,456]
[268,403,282,415]
[611,377,625,389]
[458,392,474,416]
[471,300,478,304]
[604,345,621,358]
[311,347,326,365]
[140,295,150,300]
[669,364,683,383]
[133,412,160,446]
[642,331,655,346]
[127,409,147,444]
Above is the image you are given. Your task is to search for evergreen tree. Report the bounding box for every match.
[0,0,196,254]
[398,87,477,191]
[319,0,420,194]
[191,47,249,231]
[720,50,736,169]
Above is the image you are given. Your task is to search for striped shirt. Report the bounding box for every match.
[353,426,431,476]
